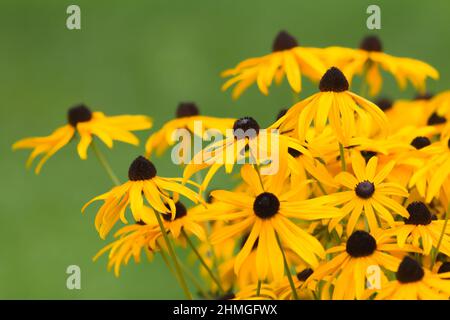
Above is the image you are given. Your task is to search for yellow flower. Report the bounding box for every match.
[325,35,439,96]
[379,202,450,256]
[12,104,152,173]
[372,256,450,299]
[145,102,235,157]
[409,134,450,202]
[93,202,207,277]
[272,67,389,145]
[230,283,278,300]
[316,152,409,234]
[183,116,311,191]
[221,30,326,99]
[275,268,316,300]
[307,230,416,300]
[198,165,342,282]
[82,156,202,239]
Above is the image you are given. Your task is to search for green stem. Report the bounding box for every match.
[316,180,327,195]
[275,232,299,300]
[338,143,347,172]
[179,258,212,299]
[253,164,265,191]
[91,141,120,186]
[432,204,450,268]
[256,280,262,297]
[181,229,224,294]
[154,211,193,300]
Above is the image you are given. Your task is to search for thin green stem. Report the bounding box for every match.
[179,259,212,299]
[275,232,299,300]
[253,164,265,191]
[256,280,262,297]
[316,180,327,195]
[91,141,120,186]
[338,143,347,172]
[154,211,193,300]
[432,204,450,268]
[181,229,224,294]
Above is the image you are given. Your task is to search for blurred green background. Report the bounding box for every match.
[0,0,449,299]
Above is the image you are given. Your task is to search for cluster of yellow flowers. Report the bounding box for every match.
[14,31,450,300]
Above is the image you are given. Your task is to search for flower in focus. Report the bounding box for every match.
[272,67,389,145]
[221,30,326,99]
[82,156,202,238]
[307,230,417,300]
[372,256,450,300]
[145,102,235,158]
[12,104,152,173]
[317,152,409,234]
[325,35,439,96]
[198,165,342,282]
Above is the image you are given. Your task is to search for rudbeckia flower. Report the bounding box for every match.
[372,256,450,299]
[272,67,389,145]
[198,165,342,282]
[409,134,450,202]
[82,156,203,239]
[275,268,316,300]
[221,30,326,99]
[145,102,235,157]
[230,283,278,300]
[183,116,310,191]
[326,35,439,96]
[380,202,450,256]
[13,104,152,173]
[317,152,409,234]
[94,202,207,276]
[307,230,417,300]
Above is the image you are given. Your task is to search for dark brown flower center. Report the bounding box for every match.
[128,156,157,181]
[396,256,424,283]
[296,268,313,281]
[272,31,298,52]
[233,117,260,139]
[253,192,280,219]
[355,181,375,199]
[346,231,377,258]
[360,35,382,52]
[375,98,393,112]
[438,262,450,274]
[405,202,432,225]
[319,67,349,92]
[176,102,199,118]
[67,104,92,127]
[410,136,431,150]
[162,202,187,221]
[360,150,377,163]
[427,112,446,126]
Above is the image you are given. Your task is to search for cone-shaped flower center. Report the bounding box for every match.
[68,104,92,127]
[176,102,199,118]
[360,35,382,52]
[427,112,446,125]
[438,262,450,274]
[319,67,349,92]
[162,202,187,221]
[272,31,298,52]
[346,230,377,257]
[296,268,313,281]
[355,181,375,199]
[410,136,431,150]
[233,117,260,139]
[405,202,432,225]
[375,98,393,112]
[128,156,157,181]
[396,256,424,283]
[253,192,280,219]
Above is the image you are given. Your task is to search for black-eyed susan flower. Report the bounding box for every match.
[317,152,409,234]
[145,102,235,158]
[307,230,417,300]
[183,116,310,191]
[380,202,450,256]
[410,134,450,202]
[325,35,439,96]
[272,67,389,145]
[13,104,152,173]
[221,30,326,99]
[228,283,278,300]
[82,156,202,239]
[372,256,450,299]
[275,268,316,300]
[197,165,342,282]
